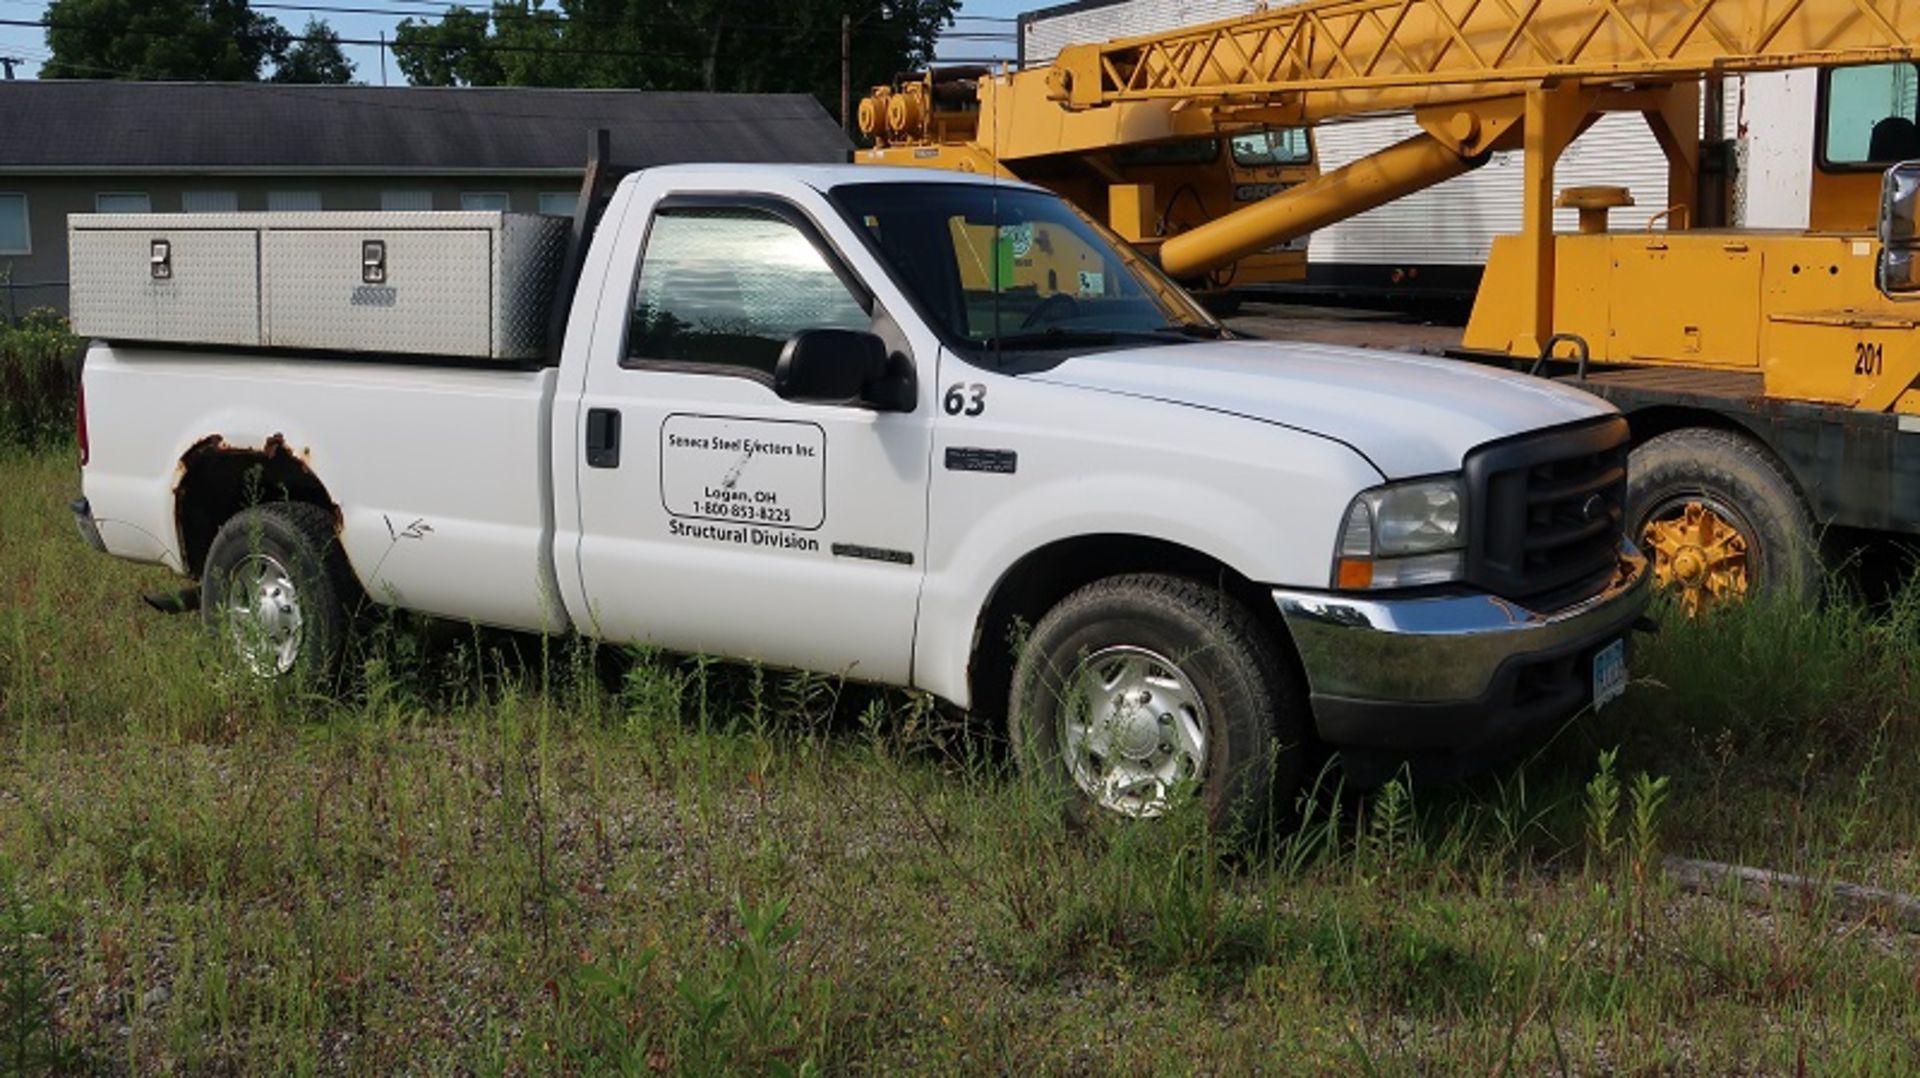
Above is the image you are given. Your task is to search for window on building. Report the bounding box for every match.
[0,193,28,254]
[1823,62,1920,167]
[181,190,239,213]
[268,191,323,211]
[625,207,870,378]
[539,191,577,217]
[382,190,434,211]
[1230,127,1313,167]
[461,191,511,212]
[95,192,151,213]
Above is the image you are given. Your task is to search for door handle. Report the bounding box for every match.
[585,407,621,468]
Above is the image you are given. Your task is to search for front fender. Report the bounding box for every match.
[912,373,1384,708]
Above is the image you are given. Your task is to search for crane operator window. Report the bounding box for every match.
[1823,62,1920,168]
[1230,128,1313,167]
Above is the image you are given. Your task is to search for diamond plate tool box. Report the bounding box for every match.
[68,212,570,361]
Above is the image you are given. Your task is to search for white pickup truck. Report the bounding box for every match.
[72,163,1649,829]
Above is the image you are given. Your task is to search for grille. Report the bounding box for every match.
[1464,416,1629,605]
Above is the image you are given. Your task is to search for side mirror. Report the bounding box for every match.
[1877,161,1920,295]
[774,328,914,411]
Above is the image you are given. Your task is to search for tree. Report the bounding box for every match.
[392,0,958,110]
[42,0,289,81]
[272,19,356,83]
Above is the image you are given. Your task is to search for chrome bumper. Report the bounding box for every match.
[1271,542,1651,707]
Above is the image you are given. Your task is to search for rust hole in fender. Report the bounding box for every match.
[171,432,342,574]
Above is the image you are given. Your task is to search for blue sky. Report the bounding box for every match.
[0,0,1031,82]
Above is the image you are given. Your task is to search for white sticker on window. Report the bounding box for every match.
[999,222,1033,258]
[661,414,826,533]
[1077,270,1105,295]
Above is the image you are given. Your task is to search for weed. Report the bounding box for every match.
[671,895,823,1077]
[1583,748,1622,866]
[1626,770,1671,882]
[0,865,80,1075]
[0,311,77,450]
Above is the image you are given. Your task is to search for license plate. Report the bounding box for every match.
[1592,638,1628,711]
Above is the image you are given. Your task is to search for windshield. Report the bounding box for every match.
[829,181,1220,353]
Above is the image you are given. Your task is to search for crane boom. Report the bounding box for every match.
[1047,0,1920,114]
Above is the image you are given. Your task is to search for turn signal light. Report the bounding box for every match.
[1336,558,1374,589]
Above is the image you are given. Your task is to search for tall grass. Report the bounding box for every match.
[0,311,77,450]
[3,445,1919,1072]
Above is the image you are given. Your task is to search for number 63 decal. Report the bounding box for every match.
[943,383,987,416]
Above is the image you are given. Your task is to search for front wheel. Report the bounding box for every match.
[200,503,356,682]
[1008,573,1308,834]
[1627,427,1818,615]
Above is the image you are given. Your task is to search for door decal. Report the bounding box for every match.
[660,414,826,550]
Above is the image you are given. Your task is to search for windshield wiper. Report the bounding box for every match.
[981,328,1122,351]
[1150,322,1229,339]
[982,323,1228,351]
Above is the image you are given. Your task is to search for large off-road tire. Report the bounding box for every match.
[1628,427,1818,613]
[200,502,356,682]
[1008,573,1308,835]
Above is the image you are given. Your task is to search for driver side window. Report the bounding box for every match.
[625,207,871,378]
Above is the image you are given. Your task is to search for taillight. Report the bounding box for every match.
[76,382,89,466]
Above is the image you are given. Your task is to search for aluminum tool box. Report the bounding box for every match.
[68,212,570,360]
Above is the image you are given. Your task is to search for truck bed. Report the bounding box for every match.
[82,345,568,633]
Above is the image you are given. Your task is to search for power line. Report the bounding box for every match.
[0,0,1013,40]
[0,17,804,58]
[2,16,1011,66]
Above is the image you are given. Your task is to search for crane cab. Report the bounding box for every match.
[1463,61,1920,418]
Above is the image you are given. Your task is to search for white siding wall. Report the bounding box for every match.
[1739,70,1816,229]
[1024,0,1783,268]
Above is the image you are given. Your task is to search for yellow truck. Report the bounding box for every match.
[861,0,1920,612]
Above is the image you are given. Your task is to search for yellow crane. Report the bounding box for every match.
[860,0,1920,612]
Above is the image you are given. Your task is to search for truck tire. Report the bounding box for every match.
[1008,573,1307,834]
[1628,427,1818,614]
[200,503,356,682]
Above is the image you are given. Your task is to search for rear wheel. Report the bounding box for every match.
[200,503,355,682]
[1008,573,1308,834]
[1627,427,1817,615]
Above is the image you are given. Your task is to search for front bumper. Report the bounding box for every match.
[1271,541,1651,756]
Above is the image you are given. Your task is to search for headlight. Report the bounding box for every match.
[1335,476,1466,589]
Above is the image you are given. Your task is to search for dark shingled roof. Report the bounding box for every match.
[0,81,852,174]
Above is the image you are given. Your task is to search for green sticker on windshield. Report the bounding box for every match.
[995,223,1030,287]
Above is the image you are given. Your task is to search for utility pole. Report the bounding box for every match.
[840,15,852,134]
[378,32,388,87]
[0,56,22,80]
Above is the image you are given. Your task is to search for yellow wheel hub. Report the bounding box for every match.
[1642,502,1751,616]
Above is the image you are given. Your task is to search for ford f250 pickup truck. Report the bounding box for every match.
[70,163,1650,830]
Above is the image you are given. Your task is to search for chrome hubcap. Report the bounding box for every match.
[225,553,303,677]
[1060,645,1208,817]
